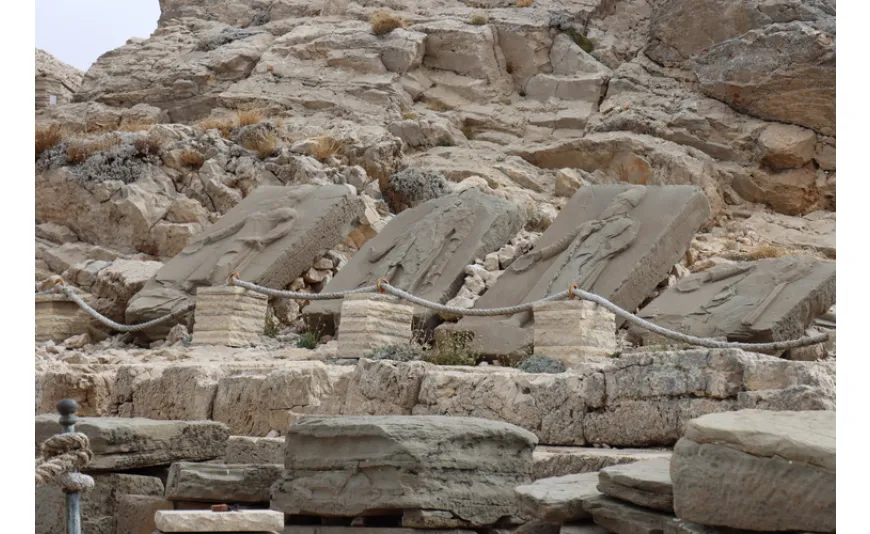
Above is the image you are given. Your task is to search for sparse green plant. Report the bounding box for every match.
[565,28,594,53]
[371,11,404,35]
[518,354,566,373]
[296,324,324,349]
[426,331,480,366]
[468,10,488,25]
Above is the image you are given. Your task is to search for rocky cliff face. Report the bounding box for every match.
[36,48,84,90]
[34,0,835,344]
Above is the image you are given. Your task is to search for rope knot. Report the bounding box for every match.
[35,432,95,492]
[376,277,389,294]
[568,283,579,300]
[227,271,240,286]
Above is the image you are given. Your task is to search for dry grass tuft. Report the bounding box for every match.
[65,135,121,165]
[310,136,344,161]
[402,111,418,120]
[243,132,281,159]
[371,11,404,35]
[179,149,205,170]
[36,124,68,159]
[197,116,237,138]
[468,10,488,25]
[133,135,164,158]
[117,119,155,132]
[237,109,264,127]
[425,100,454,112]
[517,0,533,7]
[724,243,790,261]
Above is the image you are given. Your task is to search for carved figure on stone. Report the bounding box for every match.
[637,256,835,344]
[184,205,298,287]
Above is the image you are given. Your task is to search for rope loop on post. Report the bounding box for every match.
[35,432,95,492]
[376,277,389,295]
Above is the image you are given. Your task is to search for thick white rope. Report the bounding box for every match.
[35,433,96,493]
[38,275,831,350]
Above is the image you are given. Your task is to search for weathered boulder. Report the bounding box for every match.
[271,415,538,526]
[671,410,835,532]
[690,22,835,134]
[758,123,818,170]
[582,495,674,534]
[34,415,229,471]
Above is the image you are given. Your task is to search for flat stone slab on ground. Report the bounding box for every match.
[304,188,524,333]
[439,185,710,356]
[533,447,672,479]
[35,415,229,471]
[671,410,835,533]
[166,462,283,503]
[126,184,365,339]
[597,458,673,512]
[637,257,835,344]
[582,495,674,534]
[271,415,537,526]
[514,472,601,522]
[155,509,284,532]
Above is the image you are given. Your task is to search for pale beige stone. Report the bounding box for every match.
[534,300,617,367]
[154,509,284,532]
[191,286,268,347]
[337,294,414,359]
[224,435,284,464]
[35,293,91,342]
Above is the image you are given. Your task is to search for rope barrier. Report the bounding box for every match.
[37,274,831,351]
[35,433,95,493]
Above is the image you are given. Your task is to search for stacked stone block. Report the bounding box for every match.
[533,300,616,366]
[337,294,413,359]
[191,286,268,347]
[35,293,91,342]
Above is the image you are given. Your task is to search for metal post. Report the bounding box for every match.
[57,399,82,534]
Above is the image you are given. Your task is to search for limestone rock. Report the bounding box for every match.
[116,495,173,534]
[533,447,672,480]
[271,415,538,526]
[224,436,284,464]
[126,184,364,339]
[154,509,284,533]
[36,222,79,244]
[758,123,817,170]
[336,294,414,359]
[305,188,524,333]
[741,211,835,257]
[671,410,835,532]
[597,458,673,512]
[582,495,674,534]
[34,415,229,471]
[36,294,92,343]
[732,166,827,215]
[690,21,835,134]
[191,286,268,347]
[554,169,585,198]
[165,461,282,502]
[515,472,601,522]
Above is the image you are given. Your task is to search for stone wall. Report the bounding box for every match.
[35,348,835,447]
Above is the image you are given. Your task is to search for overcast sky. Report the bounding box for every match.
[35,0,160,72]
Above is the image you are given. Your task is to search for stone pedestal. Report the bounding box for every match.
[533,300,616,366]
[35,293,90,342]
[337,294,413,359]
[191,286,268,347]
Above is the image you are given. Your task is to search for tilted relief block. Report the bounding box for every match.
[438,185,711,357]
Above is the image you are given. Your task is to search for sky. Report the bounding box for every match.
[35,0,160,72]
